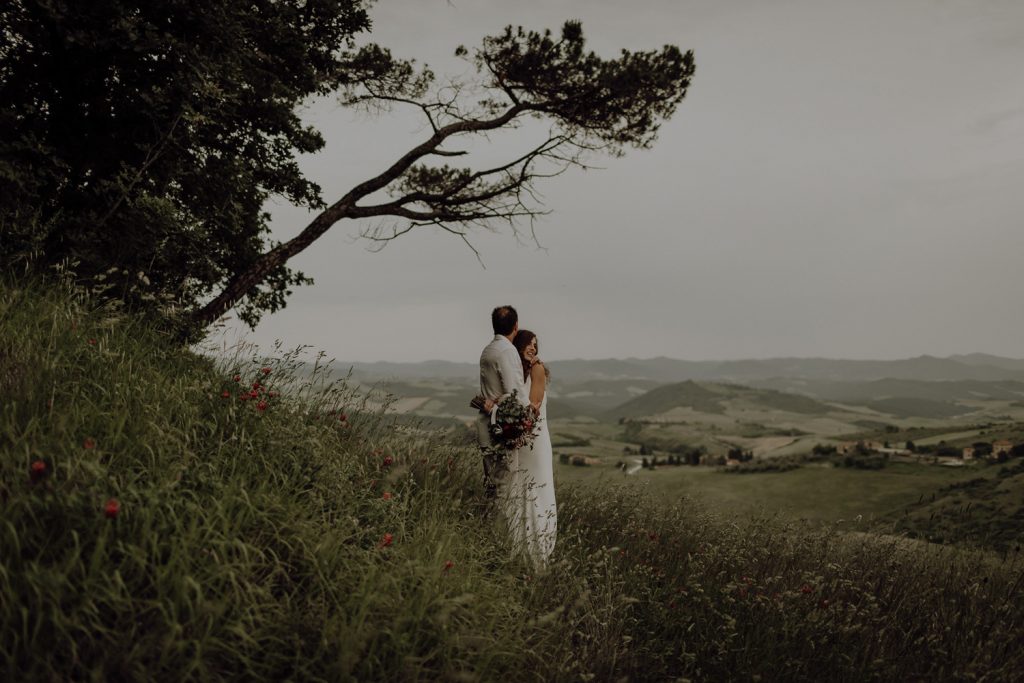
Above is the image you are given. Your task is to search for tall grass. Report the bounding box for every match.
[2,278,1022,681]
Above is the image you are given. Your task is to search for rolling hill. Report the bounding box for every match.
[604,381,835,421]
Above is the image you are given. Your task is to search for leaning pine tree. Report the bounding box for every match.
[191,23,695,334]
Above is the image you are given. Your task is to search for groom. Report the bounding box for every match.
[476,305,530,499]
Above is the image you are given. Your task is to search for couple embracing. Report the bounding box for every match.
[473,305,556,569]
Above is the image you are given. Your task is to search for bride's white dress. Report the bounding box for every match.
[499,376,557,568]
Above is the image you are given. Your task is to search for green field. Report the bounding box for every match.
[554,460,997,522]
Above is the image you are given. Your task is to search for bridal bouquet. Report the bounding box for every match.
[486,390,541,456]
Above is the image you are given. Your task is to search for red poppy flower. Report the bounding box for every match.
[104,498,120,519]
[233,375,241,382]
[800,584,814,594]
[221,390,231,398]
[338,413,348,422]
[252,381,261,390]
[239,394,250,401]
[382,492,392,500]
[380,533,393,548]
[256,400,268,412]
[261,367,272,375]
[443,560,454,572]
[88,338,97,345]
[83,438,96,450]
[268,391,279,398]
[29,460,48,482]
[248,389,259,398]
[382,456,393,468]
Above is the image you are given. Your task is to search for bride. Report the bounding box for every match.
[501,329,557,568]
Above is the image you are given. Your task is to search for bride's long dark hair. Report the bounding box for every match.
[513,330,550,381]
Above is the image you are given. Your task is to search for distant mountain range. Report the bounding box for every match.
[321,354,1024,422]
[334,354,1024,384]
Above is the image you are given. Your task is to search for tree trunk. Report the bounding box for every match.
[187,203,351,332]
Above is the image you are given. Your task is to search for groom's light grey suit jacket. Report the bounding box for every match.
[476,335,529,449]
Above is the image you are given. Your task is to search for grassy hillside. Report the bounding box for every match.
[880,459,1024,552]
[2,280,1023,681]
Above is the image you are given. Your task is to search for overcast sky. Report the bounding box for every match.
[216,0,1024,364]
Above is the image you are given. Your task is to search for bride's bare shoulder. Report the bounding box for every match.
[530,360,548,378]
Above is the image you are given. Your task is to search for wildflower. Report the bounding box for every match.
[382,492,392,500]
[256,400,268,412]
[83,438,96,450]
[29,460,48,483]
[103,498,120,519]
[239,394,250,401]
[88,338,97,345]
[268,391,279,398]
[380,533,393,548]
[248,389,259,399]
[800,584,814,594]
[382,456,394,468]
[252,381,261,390]
[443,560,454,572]
[261,367,272,375]
[233,375,241,382]
[339,413,348,422]
[221,390,231,398]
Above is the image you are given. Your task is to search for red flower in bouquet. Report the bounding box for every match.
[485,390,542,458]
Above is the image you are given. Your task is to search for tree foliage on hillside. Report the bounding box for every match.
[1,0,378,325]
[1,3,695,335]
